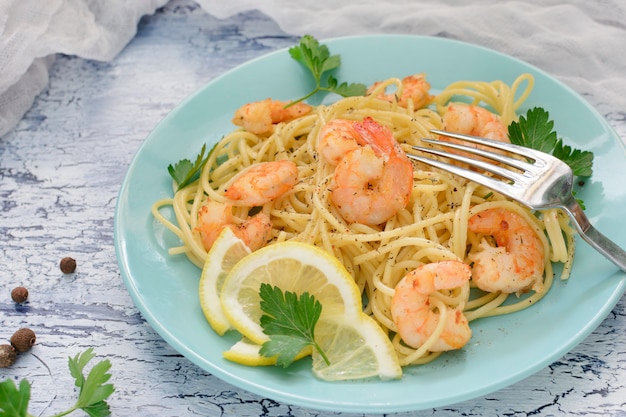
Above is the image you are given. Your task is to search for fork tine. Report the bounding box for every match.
[407,128,545,203]
[406,152,525,203]
[431,129,543,161]
[410,144,527,183]
[419,137,535,173]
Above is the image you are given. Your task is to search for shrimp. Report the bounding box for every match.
[442,103,508,142]
[225,160,298,207]
[197,160,297,251]
[367,73,433,108]
[232,98,312,135]
[391,260,472,352]
[327,117,414,225]
[317,119,361,165]
[438,103,510,163]
[467,208,545,293]
[196,200,272,251]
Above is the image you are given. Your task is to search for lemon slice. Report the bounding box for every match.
[199,227,251,335]
[312,314,402,381]
[223,338,312,366]
[220,241,364,344]
[220,241,402,380]
[223,338,277,366]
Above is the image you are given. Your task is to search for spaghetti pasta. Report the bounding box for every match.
[151,73,574,366]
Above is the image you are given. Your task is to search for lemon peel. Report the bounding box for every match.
[199,227,251,335]
[223,338,312,366]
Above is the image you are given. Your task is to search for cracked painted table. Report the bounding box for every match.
[1,1,625,416]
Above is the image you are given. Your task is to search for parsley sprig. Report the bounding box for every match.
[165,35,365,185]
[0,348,114,417]
[258,283,330,368]
[287,35,366,107]
[508,107,593,177]
[167,143,212,191]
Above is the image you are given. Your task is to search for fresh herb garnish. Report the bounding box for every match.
[258,283,330,367]
[287,35,367,107]
[0,348,114,417]
[508,107,594,177]
[166,35,364,184]
[167,143,212,191]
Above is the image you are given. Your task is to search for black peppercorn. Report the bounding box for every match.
[11,286,29,303]
[60,257,77,274]
[0,344,17,368]
[10,328,36,353]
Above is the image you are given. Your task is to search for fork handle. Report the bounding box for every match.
[563,197,626,272]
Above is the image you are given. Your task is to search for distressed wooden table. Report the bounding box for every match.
[1,1,625,416]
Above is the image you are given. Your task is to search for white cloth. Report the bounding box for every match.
[1,0,625,138]
[0,0,168,137]
[196,0,626,112]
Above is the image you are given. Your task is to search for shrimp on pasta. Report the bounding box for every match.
[318,119,361,165]
[225,160,298,206]
[322,117,413,225]
[367,73,433,109]
[197,161,298,251]
[468,208,545,293]
[442,103,508,142]
[391,260,472,352]
[440,103,510,161]
[196,201,272,251]
[231,98,312,135]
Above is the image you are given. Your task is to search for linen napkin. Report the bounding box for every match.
[196,0,626,114]
[1,0,625,138]
[0,0,167,137]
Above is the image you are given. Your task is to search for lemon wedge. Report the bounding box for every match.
[219,241,402,380]
[312,314,402,381]
[223,338,312,366]
[199,227,251,336]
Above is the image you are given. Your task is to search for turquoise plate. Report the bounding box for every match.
[114,35,626,413]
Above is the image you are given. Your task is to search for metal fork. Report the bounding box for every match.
[408,129,626,272]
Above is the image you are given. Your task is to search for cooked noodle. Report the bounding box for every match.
[152,73,575,366]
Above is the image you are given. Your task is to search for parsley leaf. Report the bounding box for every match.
[553,140,594,177]
[287,35,366,106]
[0,379,30,417]
[258,283,330,367]
[0,349,114,417]
[69,348,114,417]
[508,107,594,177]
[167,143,212,191]
[508,107,557,153]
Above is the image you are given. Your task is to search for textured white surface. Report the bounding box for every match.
[2,0,626,138]
[0,1,625,416]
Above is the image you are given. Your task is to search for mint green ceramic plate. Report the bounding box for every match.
[114,35,626,413]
